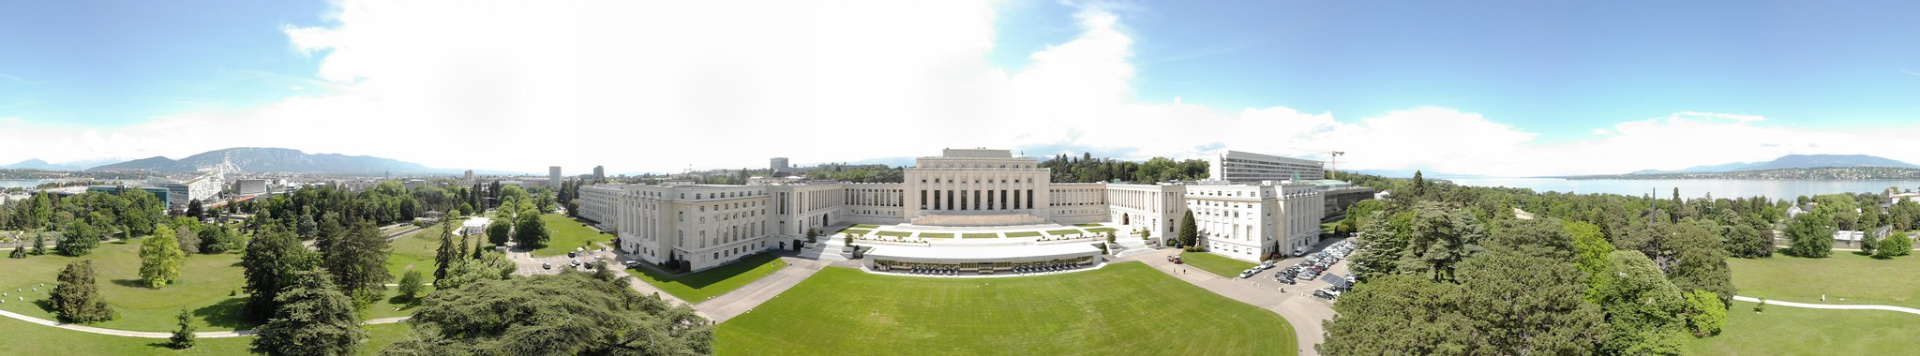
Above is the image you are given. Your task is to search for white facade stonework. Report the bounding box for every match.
[579,148,1328,271]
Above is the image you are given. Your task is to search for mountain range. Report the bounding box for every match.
[2,158,122,171]
[83,147,455,175]
[1626,154,1920,175]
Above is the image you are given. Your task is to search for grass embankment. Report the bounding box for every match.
[625,253,788,302]
[1180,251,1258,278]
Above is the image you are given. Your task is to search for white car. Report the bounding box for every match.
[1238,270,1257,279]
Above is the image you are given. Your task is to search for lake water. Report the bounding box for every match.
[1449,178,1920,200]
[0,179,50,189]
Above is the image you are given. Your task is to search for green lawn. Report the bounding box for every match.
[874,230,912,237]
[715,262,1296,355]
[961,233,998,239]
[919,233,954,239]
[1181,251,1257,278]
[1004,231,1043,238]
[1726,253,1920,308]
[0,241,253,332]
[1084,227,1116,233]
[1045,229,1082,236]
[852,224,881,229]
[531,214,611,258]
[841,229,871,236]
[1685,300,1920,355]
[0,314,413,355]
[384,229,442,282]
[625,253,788,302]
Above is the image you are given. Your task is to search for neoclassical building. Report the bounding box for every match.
[579,148,1328,271]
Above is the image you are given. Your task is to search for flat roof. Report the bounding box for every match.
[867,243,1099,262]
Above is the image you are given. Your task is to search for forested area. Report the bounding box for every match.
[1038,153,1209,183]
[1324,172,1920,355]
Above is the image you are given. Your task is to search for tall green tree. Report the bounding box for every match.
[251,270,366,356]
[139,224,187,288]
[1455,253,1608,354]
[1565,221,1611,279]
[1319,274,1468,355]
[1594,251,1688,355]
[1178,210,1198,250]
[386,272,712,355]
[1874,231,1911,259]
[437,252,516,290]
[1399,202,1486,283]
[324,221,392,304]
[1682,289,1726,337]
[1785,212,1835,257]
[57,219,102,256]
[175,225,201,255]
[1351,211,1413,281]
[514,212,550,248]
[1669,220,1735,301]
[434,221,459,283]
[397,270,425,302]
[486,218,513,246]
[51,260,116,322]
[242,225,320,322]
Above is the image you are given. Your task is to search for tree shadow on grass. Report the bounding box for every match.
[192,296,257,330]
[110,278,149,288]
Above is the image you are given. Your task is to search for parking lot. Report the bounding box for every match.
[1232,239,1355,300]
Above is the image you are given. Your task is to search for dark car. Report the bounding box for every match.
[1168,255,1183,264]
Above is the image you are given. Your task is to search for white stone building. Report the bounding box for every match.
[578,148,1329,271]
[1207,149,1325,183]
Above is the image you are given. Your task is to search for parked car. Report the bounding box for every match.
[1313,290,1335,300]
[1168,255,1183,264]
[541,263,552,270]
[567,251,578,258]
[1239,269,1257,279]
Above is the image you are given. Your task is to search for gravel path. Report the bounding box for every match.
[0,309,410,339]
[1733,296,1920,316]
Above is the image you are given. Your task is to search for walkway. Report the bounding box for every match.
[1732,296,1920,316]
[694,257,832,323]
[0,310,410,339]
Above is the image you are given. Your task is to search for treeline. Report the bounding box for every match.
[1325,172,1748,355]
[1039,153,1209,183]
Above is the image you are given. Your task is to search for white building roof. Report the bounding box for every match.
[866,243,1099,263]
[461,217,492,228]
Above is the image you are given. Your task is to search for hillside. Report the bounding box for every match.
[87,147,449,175]
[1627,154,1919,175]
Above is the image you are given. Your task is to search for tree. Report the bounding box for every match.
[57,219,101,256]
[1682,289,1727,337]
[437,252,517,290]
[52,260,116,322]
[1178,210,1198,250]
[1594,251,1688,355]
[31,232,47,255]
[243,225,320,322]
[513,212,550,248]
[186,199,205,220]
[434,222,459,283]
[1454,253,1608,354]
[8,243,23,259]
[386,272,712,355]
[297,211,318,241]
[29,191,53,229]
[1669,219,1735,301]
[324,222,392,304]
[170,308,197,349]
[1105,230,1116,244]
[486,218,513,246]
[1565,221,1611,279]
[175,225,201,255]
[1351,211,1413,281]
[806,228,818,243]
[397,270,425,302]
[1723,219,1769,258]
[1319,274,1469,355]
[1398,202,1486,283]
[1411,170,1427,199]
[1785,213,1835,257]
[251,270,366,356]
[1874,231,1911,259]
[140,224,187,288]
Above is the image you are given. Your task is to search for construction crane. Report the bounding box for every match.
[1285,147,1346,180]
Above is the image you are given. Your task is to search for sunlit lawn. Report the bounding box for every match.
[623,252,787,302]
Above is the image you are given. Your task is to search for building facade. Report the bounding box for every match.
[578,148,1330,271]
[1207,150,1325,183]
[549,166,563,189]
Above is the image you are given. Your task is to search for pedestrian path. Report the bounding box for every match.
[1732,296,1920,316]
[0,309,410,339]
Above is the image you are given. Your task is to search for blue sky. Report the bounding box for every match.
[3,0,1920,176]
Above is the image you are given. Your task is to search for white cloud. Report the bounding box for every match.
[5,0,1919,177]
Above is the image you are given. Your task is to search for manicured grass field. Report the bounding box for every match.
[874,230,912,237]
[1181,251,1257,278]
[715,262,1296,355]
[852,224,881,229]
[0,241,253,332]
[626,253,788,302]
[1685,300,1920,355]
[0,315,413,355]
[1726,253,1920,308]
[961,233,998,239]
[919,233,954,239]
[1084,227,1116,233]
[1004,231,1043,238]
[1045,229,1082,236]
[531,214,610,258]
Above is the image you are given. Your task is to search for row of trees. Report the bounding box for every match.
[1039,154,1210,183]
[484,185,552,249]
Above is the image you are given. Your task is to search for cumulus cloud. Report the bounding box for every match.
[4,0,1918,177]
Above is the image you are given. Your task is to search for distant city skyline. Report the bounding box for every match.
[5,1,1920,176]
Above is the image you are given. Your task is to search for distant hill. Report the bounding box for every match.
[1349,169,1487,180]
[1627,154,1920,175]
[87,147,452,175]
[3,158,120,171]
